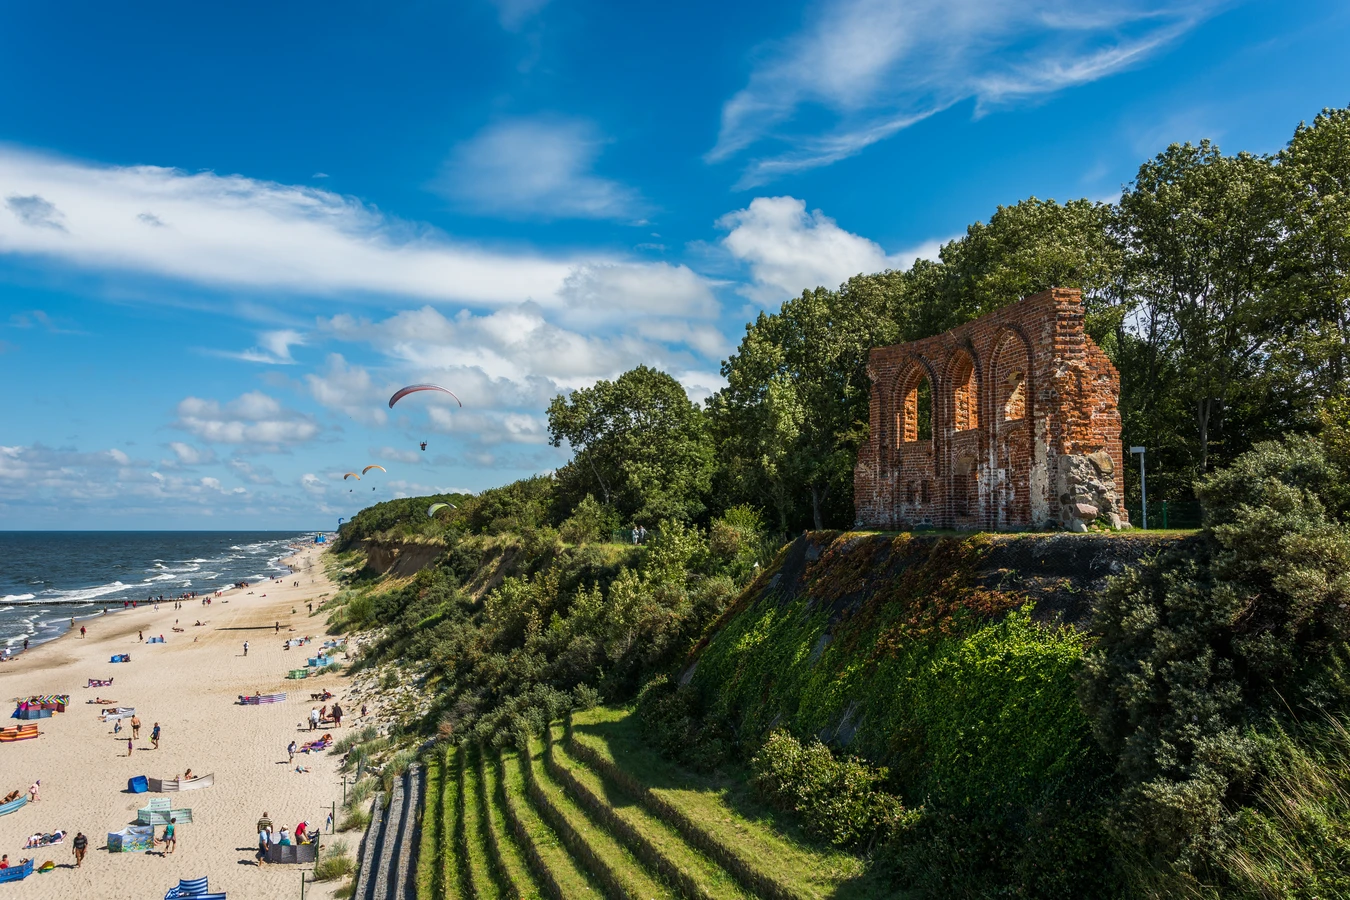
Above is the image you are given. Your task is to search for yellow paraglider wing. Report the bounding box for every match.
[343,472,361,480]
[362,465,386,475]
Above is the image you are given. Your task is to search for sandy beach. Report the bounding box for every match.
[0,542,355,899]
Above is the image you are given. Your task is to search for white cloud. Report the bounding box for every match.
[709,0,1218,185]
[226,328,306,364]
[719,196,913,303]
[167,442,217,465]
[438,117,643,220]
[373,446,422,464]
[489,0,552,30]
[0,147,581,305]
[227,458,277,485]
[300,473,326,495]
[558,262,719,318]
[175,390,320,446]
[304,354,389,427]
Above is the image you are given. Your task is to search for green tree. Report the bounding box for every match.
[710,275,903,530]
[1278,107,1350,399]
[1118,142,1288,476]
[547,366,714,525]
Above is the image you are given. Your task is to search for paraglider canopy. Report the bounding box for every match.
[389,384,462,409]
[427,502,457,517]
[343,472,361,480]
[362,465,386,475]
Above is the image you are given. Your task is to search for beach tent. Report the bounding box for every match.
[164,876,226,899]
[107,824,154,853]
[0,859,33,883]
[128,776,149,794]
[137,797,193,825]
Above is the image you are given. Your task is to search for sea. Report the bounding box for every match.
[0,531,322,653]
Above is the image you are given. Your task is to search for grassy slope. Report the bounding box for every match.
[570,706,900,900]
[481,746,545,899]
[417,752,445,900]
[499,747,603,898]
[549,738,753,900]
[525,735,676,900]
[463,747,504,900]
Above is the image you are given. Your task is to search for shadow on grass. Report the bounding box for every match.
[570,712,908,900]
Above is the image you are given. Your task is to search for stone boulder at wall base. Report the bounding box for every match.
[1057,453,1123,532]
[854,288,1129,532]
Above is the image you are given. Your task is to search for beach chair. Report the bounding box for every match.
[128,775,149,793]
[163,875,226,899]
[0,858,33,883]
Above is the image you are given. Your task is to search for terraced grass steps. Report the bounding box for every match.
[440,746,462,900]
[523,734,676,900]
[545,735,750,900]
[417,754,445,899]
[452,746,472,899]
[566,707,895,900]
[482,745,547,899]
[498,745,603,899]
[464,746,506,899]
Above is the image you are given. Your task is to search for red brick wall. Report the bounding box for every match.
[855,289,1129,531]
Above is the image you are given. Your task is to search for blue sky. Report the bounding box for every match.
[1,0,1346,529]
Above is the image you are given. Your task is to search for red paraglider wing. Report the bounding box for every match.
[388,384,463,409]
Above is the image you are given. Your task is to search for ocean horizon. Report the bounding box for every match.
[0,530,326,653]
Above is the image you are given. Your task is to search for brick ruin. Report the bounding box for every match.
[854,288,1129,532]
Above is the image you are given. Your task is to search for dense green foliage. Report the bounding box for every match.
[749,730,914,850]
[1080,435,1350,891]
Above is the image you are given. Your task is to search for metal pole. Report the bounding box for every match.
[300,870,305,900]
[1130,447,1147,530]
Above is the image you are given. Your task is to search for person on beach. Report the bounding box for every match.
[126,737,133,756]
[72,832,87,867]
[256,811,273,866]
[278,826,291,846]
[22,638,28,651]
[138,630,143,642]
[131,715,141,738]
[275,621,280,633]
[160,821,175,854]
[332,702,343,727]
[309,707,319,731]
[80,625,86,638]
[0,855,8,868]
[151,722,161,749]
[27,781,39,802]
[243,641,248,657]
[287,740,296,763]
[114,719,122,735]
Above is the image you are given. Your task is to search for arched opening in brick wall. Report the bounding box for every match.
[992,332,1030,421]
[895,365,933,445]
[949,350,978,431]
[990,331,1033,528]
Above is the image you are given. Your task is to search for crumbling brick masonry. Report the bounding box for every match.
[854,288,1129,532]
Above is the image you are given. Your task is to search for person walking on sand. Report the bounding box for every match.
[151,722,161,749]
[332,702,343,727]
[287,740,296,763]
[275,621,280,633]
[309,707,319,731]
[80,625,86,638]
[256,811,273,866]
[131,715,141,739]
[243,640,249,657]
[160,821,175,854]
[138,630,143,642]
[27,781,39,802]
[72,831,87,867]
[126,736,133,756]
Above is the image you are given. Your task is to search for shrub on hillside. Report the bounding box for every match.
[750,729,915,849]
[560,494,622,544]
[636,675,735,772]
[1079,436,1350,874]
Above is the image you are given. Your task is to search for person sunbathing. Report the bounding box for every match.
[181,769,193,781]
[4,790,23,803]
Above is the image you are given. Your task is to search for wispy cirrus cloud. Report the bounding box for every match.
[0,147,576,305]
[437,117,645,221]
[709,0,1221,186]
